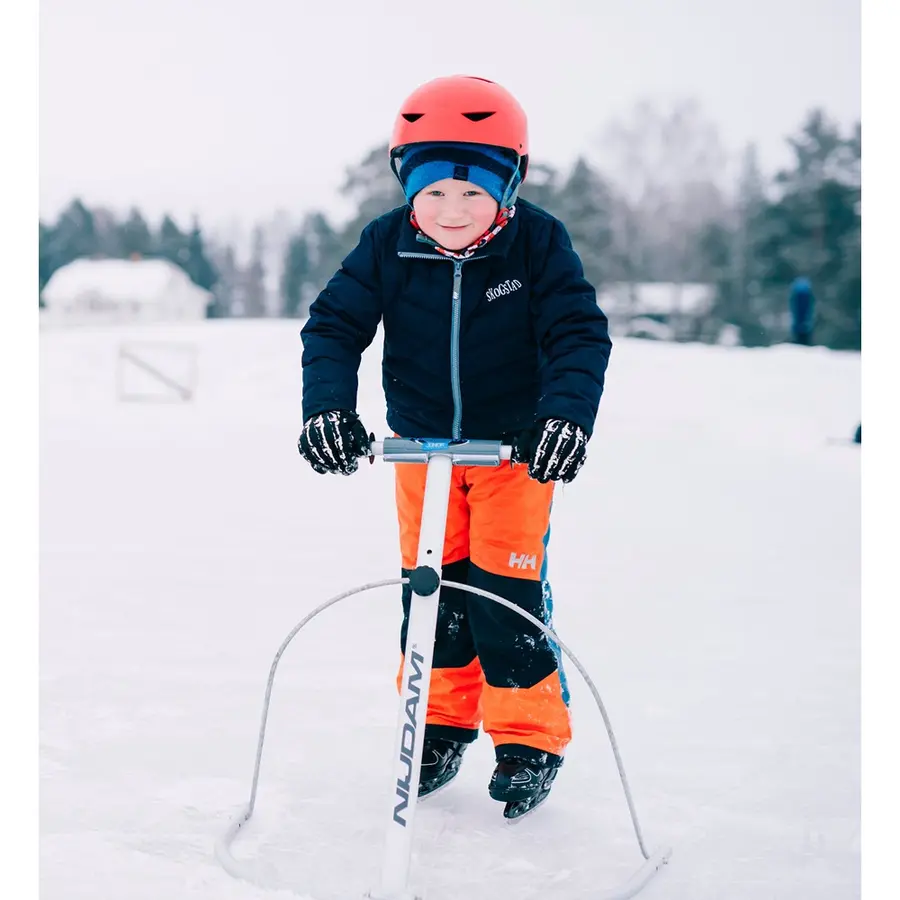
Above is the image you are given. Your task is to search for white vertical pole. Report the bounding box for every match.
[374,453,453,900]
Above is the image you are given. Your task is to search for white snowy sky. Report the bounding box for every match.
[39,0,860,227]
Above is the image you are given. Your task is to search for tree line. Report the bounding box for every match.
[39,101,860,350]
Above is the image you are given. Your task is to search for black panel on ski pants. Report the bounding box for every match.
[400,558,562,752]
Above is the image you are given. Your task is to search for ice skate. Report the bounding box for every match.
[488,755,562,820]
[418,738,468,798]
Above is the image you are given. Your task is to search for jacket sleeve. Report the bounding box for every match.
[531,220,612,437]
[300,222,384,420]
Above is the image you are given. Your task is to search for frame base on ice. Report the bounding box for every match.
[215,438,672,898]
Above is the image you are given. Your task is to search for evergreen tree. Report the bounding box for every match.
[553,157,614,291]
[281,232,313,317]
[50,199,101,265]
[306,213,345,292]
[38,200,102,301]
[280,212,344,318]
[185,218,218,292]
[39,221,55,297]
[754,110,861,348]
[119,208,155,259]
[157,214,191,270]
[92,207,124,258]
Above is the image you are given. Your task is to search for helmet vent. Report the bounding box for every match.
[402,113,424,122]
[462,111,495,122]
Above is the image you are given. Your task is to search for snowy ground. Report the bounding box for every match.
[40,320,861,899]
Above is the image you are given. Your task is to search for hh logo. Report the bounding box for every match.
[486,279,522,301]
[509,551,537,570]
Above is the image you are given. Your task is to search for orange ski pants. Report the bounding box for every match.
[395,460,571,760]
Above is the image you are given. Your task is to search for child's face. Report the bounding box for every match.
[412,178,499,250]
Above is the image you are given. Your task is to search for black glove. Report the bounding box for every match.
[512,417,589,484]
[298,409,371,475]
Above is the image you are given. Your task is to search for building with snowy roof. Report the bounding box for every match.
[41,258,212,325]
[597,281,717,341]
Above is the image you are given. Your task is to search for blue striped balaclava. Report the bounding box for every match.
[397,142,522,208]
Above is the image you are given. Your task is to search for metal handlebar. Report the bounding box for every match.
[369,438,512,467]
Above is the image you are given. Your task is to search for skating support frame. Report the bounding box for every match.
[216,439,671,899]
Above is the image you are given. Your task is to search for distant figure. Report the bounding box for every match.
[789,277,816,345]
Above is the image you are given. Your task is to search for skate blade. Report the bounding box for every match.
[417,766,462,801]
[503,791,551,822]
[417,778,455,802]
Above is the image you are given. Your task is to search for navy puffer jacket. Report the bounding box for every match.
[301,199,612,441]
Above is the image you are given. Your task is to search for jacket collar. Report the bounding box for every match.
[396,206,520,259]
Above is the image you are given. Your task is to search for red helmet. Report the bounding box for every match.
[390,75,529,160]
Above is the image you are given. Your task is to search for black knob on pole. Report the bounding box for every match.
[408,565,440,596]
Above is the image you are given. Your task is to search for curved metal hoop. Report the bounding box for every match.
[215,578,671,897]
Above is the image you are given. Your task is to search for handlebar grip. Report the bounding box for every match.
[369,438,512,466]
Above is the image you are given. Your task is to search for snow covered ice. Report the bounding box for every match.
[40,320,860,899]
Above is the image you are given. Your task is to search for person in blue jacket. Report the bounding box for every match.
[789,276,816,345]
[297,75,612,819]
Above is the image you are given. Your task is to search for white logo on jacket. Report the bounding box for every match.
[486,279,523,301]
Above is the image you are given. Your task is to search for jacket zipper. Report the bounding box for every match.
[397,252,480,440]
[449,260,464,439]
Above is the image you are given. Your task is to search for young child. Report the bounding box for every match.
[298,75,612,818]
